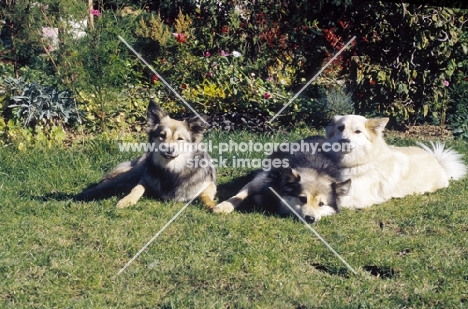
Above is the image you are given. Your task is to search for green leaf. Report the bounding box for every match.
[423,104,429,117]
[377,70,386,82]
[396,83,408,94]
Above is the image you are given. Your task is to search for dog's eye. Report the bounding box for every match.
[355,130,361,134]
[318,201,324,207]
[299,195,307,204]
[338,125,345,132]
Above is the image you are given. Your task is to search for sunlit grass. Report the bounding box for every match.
[1,129,467,308]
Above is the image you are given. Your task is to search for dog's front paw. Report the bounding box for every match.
[212,201,235,213]
[116,185,145,208]
[116,197,137,208]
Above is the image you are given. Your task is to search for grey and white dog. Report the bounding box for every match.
[75,100,217,209]
[213,136,350,223]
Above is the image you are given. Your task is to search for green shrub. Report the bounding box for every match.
[447,81,468,139]
[0,0,143,133]
[133,1,338,124]
[5,77,82,129]
[340,3,468,125]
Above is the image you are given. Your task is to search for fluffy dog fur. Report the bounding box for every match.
[75,100,217,209]
[326,115,467,209]
[213,136,351,223]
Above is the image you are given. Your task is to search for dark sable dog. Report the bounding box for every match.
[213,136,351,223]
[75,100,217,209]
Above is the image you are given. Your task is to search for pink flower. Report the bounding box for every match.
[205,71,214,78]
[42,27,58,38]
[443,80,450,87]
[263,93,271,99]
[90,9,101,17]
[172,33,188,43]
[203,51,211,57]
[41,27,59,51]
[220,50,230,57]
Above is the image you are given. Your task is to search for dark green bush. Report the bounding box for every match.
[340,3,468,125]
[447,80,468,139]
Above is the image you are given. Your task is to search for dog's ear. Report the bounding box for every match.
[147,100,167,131]
[186,116,207,143]
[269,167,300,184]
[365,117,389,135]
[332,179,351,196]
[325,115,344,138]
[268,167,301,196]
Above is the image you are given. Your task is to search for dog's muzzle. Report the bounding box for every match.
[161,152,179,159]
[159,144,179,159]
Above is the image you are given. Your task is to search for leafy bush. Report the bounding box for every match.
[133,1,339,124]
[51,2,141,132]
[447,81,468,139]
[0,0,142,133]
[318,87,354,119]
[338,3,468,125]
[133,8,290,123]
[5,77,82,129]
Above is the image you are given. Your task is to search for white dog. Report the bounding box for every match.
[325,115,467,209]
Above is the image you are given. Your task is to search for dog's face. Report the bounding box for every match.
[325,115,389,166]
[269,167,351,223]
[146,100,207,169]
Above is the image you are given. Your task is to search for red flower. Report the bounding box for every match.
[151,75,159,83]
[263,93,271,99]
[221,26,229,34]
[172,33,188,43]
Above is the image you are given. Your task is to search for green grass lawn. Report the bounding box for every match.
[1,129,468,308]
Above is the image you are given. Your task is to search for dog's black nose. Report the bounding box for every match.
[340,138,351,144]
[304,215,315,223]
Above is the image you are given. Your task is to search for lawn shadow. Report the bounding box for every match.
[363,265,396,279]
[29,181,128,203]
[311,263,351,278]
[216,170,257,201]
[39,191,76,201]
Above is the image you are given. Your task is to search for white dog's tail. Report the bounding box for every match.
[417,141,467,181]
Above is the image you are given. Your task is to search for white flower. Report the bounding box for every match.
[232,51,242,58]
